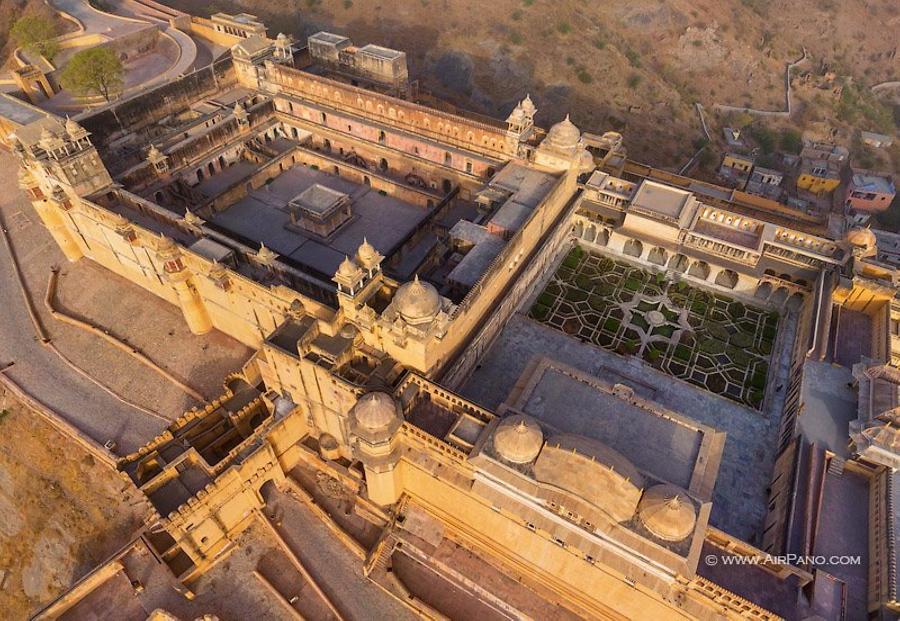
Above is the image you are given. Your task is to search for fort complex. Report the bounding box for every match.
[3,7,900,621]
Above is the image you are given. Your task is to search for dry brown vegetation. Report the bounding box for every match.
[0,0,75,70]
[0,387,146,619]
[167,0,898,168]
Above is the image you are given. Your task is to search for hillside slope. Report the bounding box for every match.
[168,0,898,169]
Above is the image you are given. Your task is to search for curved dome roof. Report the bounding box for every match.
[638,484,697,542]
[334,255,362,283]
[846,227,876,250]
[520,94,536,117]
[506,105,526,125]
[544,114,581,150]
[351,392,399,432]
[356,238,381,269]
[493,414,543,464]
[393,275,442,325]
[65,117,85,137]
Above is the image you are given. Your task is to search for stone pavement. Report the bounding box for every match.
[462,312,797,544]
[0,152,252,454]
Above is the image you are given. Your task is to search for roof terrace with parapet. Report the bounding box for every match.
[265,317,402,390]
[459,357,723,580]
[395,374,496,455]
[118,377,273,516]
[88,186,340,307]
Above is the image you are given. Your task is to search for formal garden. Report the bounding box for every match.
[529,246,779,409]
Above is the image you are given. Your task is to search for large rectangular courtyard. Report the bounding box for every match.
[529,246,779,409]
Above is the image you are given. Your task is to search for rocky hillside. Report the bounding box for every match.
[169,0,898,169]
[0,0,74,70]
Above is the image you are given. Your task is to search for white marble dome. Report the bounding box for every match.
[493,414,544,464]
[637,484,697,542]
[544,114,581,150]
[393,275,442,325]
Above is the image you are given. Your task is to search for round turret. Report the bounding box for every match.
[493,414,544,464]
[350,392,401,442]
[544,114,581,151]
[637,484,697,542]
[393,275,442,325]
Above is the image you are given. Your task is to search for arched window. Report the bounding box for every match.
[715,269,739,289]
[623,239,643,258]
[688,261,710,280]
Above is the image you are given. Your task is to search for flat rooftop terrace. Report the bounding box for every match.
[461,315,785,542]
[505,360,705,490]
[209,165,429,277]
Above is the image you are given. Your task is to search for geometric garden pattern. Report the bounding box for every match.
[529,246,779,409]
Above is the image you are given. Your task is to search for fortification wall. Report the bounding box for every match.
[77,57,237,146]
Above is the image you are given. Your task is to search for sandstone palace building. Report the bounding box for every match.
[4,10,900,621]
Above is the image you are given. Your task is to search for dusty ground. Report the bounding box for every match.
[0,387,146,619]
[164,0,896,169]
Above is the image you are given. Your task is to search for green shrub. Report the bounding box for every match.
[575,274,593,290]
[730,331,754,348]
[562,246,584,268]
[673,345,692,361]
[557,21,572,34]
[627,73,642,89]
[624,48,642,67]
[624,278,642,292]
[537,292,555,307]
[780,129,802,154]
[577,70,593,84]
[750,372,767,390]
[708,322,730,340]
[531,304,549,320]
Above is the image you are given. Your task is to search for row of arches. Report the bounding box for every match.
[755,282,805,310]
[572,221,739,290]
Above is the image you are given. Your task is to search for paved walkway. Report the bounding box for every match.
[265,487,417,621]
[0,153,251,454]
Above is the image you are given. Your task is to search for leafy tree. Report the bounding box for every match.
[780,129,802,154]
[60,48,124,102]
[11,16,59,61]
[750,124,776,154]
